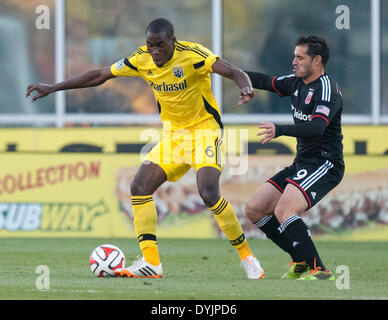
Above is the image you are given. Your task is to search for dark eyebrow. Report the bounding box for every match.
[147,41,165,46]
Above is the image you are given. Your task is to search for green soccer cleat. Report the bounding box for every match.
[297,268,335,280]
[281,261,310,279]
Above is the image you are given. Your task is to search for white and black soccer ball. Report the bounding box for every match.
[89,244,126,277]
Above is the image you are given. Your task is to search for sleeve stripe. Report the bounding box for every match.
[175,43,187,51]
[320,77,325,100]
[193,46,209,57]
[124,58,138,71]
[175,43,209,59]
[136,48,146,55]
[193,60,205,69]
[320,75,331,102]
[271,77,283,97]
[176,43,191,51]
[312,114,329,126]
[191,48,209,59]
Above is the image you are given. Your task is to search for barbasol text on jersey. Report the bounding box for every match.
[149,80,187,92]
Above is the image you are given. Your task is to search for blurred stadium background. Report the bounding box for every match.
[0,0,387,242]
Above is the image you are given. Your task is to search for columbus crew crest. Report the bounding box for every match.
[173,65,184,78]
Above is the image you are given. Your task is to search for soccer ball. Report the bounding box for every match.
[89,244,126,277]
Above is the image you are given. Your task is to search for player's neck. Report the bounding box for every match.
[302,69,325,84]
[158,45,176,67]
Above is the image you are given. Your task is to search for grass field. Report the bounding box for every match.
[0,238,387,301]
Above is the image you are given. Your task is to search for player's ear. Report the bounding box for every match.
[313,55,322,66]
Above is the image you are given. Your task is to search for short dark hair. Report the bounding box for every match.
[296,36,330,65]
[146,18,174,38]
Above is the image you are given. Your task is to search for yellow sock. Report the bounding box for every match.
[132,195,160,266]
[210,197,253,260]
[236,241,253,260]
[142,246,160,266]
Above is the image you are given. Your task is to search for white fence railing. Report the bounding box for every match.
[3,0,384,127]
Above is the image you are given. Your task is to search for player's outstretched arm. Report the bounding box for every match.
[257,117,327,144]
[211,58,254,106]
[244,71,275,92]
[26,67,115,102]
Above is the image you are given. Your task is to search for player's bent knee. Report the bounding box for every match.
[245,201,266,222]
[273,204,295,224]
[130,180,151,196]
[199,188,220,208]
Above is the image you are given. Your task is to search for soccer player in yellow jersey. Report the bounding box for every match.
[26,18,265,279]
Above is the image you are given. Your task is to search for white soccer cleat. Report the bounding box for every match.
[114,257,163,278]
[240,255,265,279]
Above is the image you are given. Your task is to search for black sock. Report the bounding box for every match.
[255,215,304,262]
[280,215,326,271]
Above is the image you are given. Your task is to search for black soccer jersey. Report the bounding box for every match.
[247,71,344,163]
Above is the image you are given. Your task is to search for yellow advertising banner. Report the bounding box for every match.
[0,125,387,155]
[0,153,214,238]
[0,153,387,240]
[0,126,387,239]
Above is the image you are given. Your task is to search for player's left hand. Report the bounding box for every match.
[237,87,254,106]
[257,122,276,144]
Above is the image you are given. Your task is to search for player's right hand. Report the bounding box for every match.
[237,86,254,106]
[26,83,53,102]
[257,122,276,144]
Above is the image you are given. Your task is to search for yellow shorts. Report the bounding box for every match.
[145,118,224,182]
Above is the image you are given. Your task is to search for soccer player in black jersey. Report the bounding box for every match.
[244,36,344,280]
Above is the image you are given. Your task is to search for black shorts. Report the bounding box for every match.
[267,158,344,209]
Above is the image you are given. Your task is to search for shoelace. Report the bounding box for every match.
[308,257,323,275]
[309,266,322,275]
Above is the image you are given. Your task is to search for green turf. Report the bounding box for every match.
[0,238,387,300]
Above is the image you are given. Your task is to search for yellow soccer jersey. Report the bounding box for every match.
[110,41,221,130]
